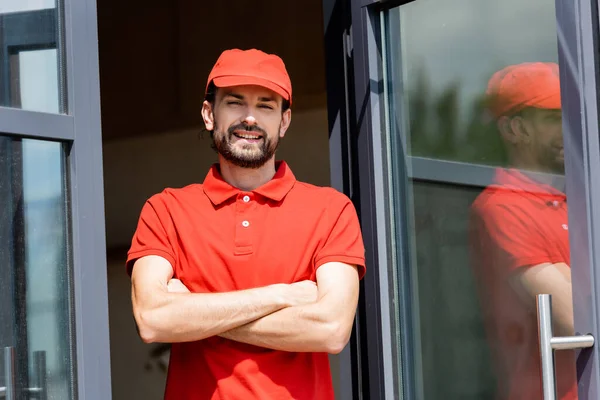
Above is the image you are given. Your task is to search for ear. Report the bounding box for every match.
[201,101,215,131]
[279,109,292,138]
[497,116,518,145]
[509,115,531,144]
[497,115,528,145]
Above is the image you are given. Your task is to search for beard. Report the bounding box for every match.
[549,158,565,175]
[211,121,280,169]
[539,144,565,175]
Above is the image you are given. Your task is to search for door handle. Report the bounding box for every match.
[0,349,47,399]
[537,294,595,400]
[1,346,15,400]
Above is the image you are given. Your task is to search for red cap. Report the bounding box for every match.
[486,62,561,117]
[206,49,292,105]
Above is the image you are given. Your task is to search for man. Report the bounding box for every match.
[126,48,366,400]
[469,62,576,399]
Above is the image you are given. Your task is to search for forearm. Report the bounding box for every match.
[135,285,287,343]
[511,262,575,336]
[552,288,575,336]
[219,302,349,354]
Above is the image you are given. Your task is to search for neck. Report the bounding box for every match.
[218,157,277,191]
[508,151,548,174]
[507,155,565,190]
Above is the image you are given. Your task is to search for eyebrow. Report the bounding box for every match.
[224,93,244,100]
[223,92,277,103]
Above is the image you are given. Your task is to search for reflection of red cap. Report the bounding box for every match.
[206,49,292,105]
[486,62,561,117]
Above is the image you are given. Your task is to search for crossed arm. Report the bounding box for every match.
[509,262,574,336]
[131,255,360,354]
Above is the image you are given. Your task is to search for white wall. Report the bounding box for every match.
[103,106,343,399]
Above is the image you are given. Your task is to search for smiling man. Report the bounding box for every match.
[127,49,366,400]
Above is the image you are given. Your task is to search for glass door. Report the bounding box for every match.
[334,0,600,398]
[383,0,579,395]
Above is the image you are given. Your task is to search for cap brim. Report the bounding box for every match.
[492,92,561,117]
[212,75,291,104]
[524,93,561,110]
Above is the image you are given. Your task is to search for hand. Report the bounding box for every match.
[167,279,190,293]
[284,280,318,307]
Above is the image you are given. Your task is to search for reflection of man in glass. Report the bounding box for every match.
[469,62,576,400]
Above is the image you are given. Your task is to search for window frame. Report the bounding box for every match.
[0,0,110,398]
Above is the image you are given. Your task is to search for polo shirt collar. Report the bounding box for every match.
[203,161,296,205]
[494,168,566,202]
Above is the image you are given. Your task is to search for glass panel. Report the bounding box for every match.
[382,0,576,399]
[0,135,74,399]
[387,0,558,167]
[15,49,60,113]
[0,0,66,113]
[0,1,55,14]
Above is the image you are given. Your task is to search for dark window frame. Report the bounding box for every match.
[0,0,110,398]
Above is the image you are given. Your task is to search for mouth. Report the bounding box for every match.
[232,131,263,142]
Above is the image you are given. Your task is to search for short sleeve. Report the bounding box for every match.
[314,191,366,279]
[471,201,557,273]
[126,194,177,275]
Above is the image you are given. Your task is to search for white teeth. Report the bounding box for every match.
[237,133,260,139]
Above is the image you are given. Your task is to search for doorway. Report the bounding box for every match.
[95,1,340,399]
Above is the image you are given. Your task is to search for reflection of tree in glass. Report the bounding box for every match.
[407,69,508,166]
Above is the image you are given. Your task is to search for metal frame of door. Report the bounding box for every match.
[0,0,110,398]
[323,0,600,398]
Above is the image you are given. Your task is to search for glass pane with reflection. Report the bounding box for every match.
[383,0,575,399]
[0,135,74,399]
[0,0,65,113]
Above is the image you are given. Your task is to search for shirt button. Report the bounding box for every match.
[242,221,250,227]
[243,195,250,203]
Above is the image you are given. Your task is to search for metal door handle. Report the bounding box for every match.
[537,294,595,400]
[1,346,15,400]
[0,348,47,399]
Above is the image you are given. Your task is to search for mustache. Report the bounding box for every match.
[228,123,267,137]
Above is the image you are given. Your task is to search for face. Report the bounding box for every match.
[503,108,564,173]
[520,108,564,173]
[201,85,291,169]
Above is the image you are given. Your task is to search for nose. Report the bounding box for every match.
[243,114,257,126]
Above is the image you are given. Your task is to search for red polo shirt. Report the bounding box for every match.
[127,161,366,400]
[469,168,576,400]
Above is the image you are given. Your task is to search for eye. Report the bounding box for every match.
[259,104,274,110]
[227,100,242,106]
